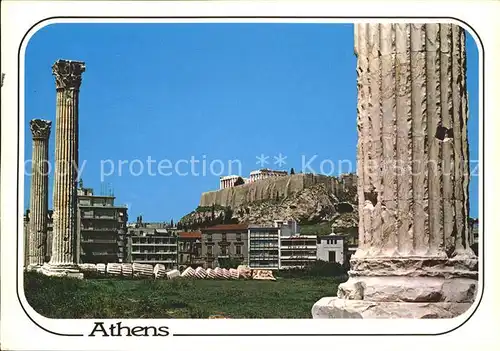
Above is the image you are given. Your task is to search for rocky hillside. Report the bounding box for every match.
[179,173,358,233]
[199,173,357,208]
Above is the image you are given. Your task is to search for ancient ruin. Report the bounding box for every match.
[41,60,85,278]
[27,119,51,270]
[74,263,266,281]
[312,23,478,318]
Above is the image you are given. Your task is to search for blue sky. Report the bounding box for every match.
[24,23,480,222]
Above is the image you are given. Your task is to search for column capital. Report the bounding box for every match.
[52,59,86,90]
[30,119,52,140]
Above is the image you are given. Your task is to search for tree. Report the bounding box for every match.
[290,168,295,175]
[223,208,233,224]
[233,177,245,186]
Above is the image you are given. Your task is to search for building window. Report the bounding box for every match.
[222,233,227,241]
[207,234,212,242]
[236,245,241,255]
[221,247,227,256]
[207,246,212,255]
[236,233,242,241]
[328,251,336,263]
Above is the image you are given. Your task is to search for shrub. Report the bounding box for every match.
[277,260,348,279]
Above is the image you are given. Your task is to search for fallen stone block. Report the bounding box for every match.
[181,266,196,278]
[213,267,223,279]
[166,269,180,279]
[237,265,252,279]
[229,268,239,279]
[221,268,231,279]
[121,263,133,277]
[154,264,166,279]
[195,266,207,279]
[252,269,276,281]
[206,268,216,279]
[106,263,122,277]
[132,263,154,278]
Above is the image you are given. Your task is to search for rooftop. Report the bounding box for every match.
[178,231,202,239]
[201,223,249,232]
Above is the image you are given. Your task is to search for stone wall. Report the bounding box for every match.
[199,173,357,208]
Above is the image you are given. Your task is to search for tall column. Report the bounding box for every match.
[312,23,478,318]
[27,119,51,270]
[41,60,85,278]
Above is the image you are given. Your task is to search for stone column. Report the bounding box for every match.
[312,23,478,318]
[27,119,52,270]
[41,60,85,279]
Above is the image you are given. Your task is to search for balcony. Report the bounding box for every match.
[131,251,177,255]
[132,259,177,264]
[280,245,317,250]
[80,227,118,232]
[81,238,117,244]
[131,242,177,246]
[280,256,317,260]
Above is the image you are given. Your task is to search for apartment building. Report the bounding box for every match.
[177,231,203,269]
[279,234,317,269]
[248,225,280,270]
[76,186,128,263]
[200,224,248,269]
[247,220,302,270]
[128,228,178,269]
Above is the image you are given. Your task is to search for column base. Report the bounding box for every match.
[311,297,473,319]
[40,263,84,279]
[337,276,477,303]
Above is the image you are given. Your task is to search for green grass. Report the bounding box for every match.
[24,272,342,319]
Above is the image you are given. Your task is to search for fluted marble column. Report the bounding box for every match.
[312,23,478,319]
[27,119,51,270]
[41,60,85,279]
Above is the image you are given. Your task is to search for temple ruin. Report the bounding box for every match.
[27,119,51,270]
[41,59,86,278]
[312,23,478,318]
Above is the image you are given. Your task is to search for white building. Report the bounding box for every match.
[248,225,281,270]
[219,169,287,189]
[247,219,300,270]
[279,234,317,269]
[249,168,288,183]
[219,175,240,189]
[274,219,300,236]
[316,234,347,264]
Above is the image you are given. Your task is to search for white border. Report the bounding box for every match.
[1,1,496,350]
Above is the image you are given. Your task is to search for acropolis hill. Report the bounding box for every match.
[180,173,358,230]
[200,173,357,208]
